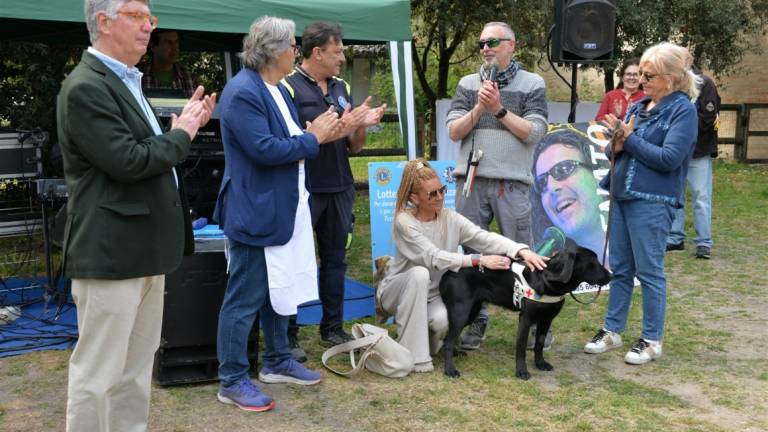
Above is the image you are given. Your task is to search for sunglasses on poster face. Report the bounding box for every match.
[477,38,511,49]
[534,160,591,193]
[418,185,447,201]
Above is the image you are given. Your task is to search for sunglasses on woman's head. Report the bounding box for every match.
[423,185,447,200]
[534,160,591,193]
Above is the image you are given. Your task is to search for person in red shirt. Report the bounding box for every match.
[595,58,645,122]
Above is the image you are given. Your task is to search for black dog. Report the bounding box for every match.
[439,243,612,379]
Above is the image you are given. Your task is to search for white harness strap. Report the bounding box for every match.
[511,262,564,309]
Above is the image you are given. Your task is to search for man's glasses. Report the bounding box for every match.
[423,185,447,201]
[477,38,511,50]
[534,160,591,193]
[116,11,158,29]
[290,44,300,55]
[640,71,658,81]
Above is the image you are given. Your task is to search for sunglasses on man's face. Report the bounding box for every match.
[534,160,591,193]
[477,38,511,50]
[422,185,447,201]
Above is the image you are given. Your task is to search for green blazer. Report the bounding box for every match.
[57,51,194,279]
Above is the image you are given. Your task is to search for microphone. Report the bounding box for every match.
[534,226,566,257]
[484,58,499,83]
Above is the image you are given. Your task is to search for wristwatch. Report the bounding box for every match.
[494,108,507,119]
[471,254,481,268]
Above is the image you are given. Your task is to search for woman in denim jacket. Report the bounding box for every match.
[583,42,700,365]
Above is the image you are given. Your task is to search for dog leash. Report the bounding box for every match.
[568,124,622,305]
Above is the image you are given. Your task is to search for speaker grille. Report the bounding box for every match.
[558,0,617,62]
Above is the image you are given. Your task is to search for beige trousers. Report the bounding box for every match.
[378,266,448,365]
[66,275,164,432]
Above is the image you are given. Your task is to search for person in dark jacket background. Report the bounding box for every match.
[666,66,720,259]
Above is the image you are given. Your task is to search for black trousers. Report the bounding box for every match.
[289,186,355,336]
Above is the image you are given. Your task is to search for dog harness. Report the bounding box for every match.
[512,262,565,309]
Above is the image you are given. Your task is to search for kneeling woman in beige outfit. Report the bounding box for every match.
[377,159,548,372]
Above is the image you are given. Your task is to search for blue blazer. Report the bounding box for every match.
[214,68,320,246]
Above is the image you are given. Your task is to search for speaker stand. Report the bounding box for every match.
[568,66,578,123]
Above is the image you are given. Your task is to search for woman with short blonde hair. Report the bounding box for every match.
[584,42,699,365]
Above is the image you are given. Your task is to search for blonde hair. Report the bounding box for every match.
[395,158,439,214]
[640,42,702,100]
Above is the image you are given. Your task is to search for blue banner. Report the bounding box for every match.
[368,160,457,271]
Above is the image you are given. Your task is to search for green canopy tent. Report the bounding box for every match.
[0,0,417,158]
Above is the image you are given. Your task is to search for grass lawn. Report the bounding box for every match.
[1,160,767,431]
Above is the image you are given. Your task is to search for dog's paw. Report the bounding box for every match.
[515,369,531,380]
[535,360,553,371]
[444,368,461,378]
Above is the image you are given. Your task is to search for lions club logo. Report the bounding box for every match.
[375,167,391,186]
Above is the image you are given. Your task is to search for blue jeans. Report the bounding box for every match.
[668,156,713,248]
[604,199,674,341]
[217,238,291,386]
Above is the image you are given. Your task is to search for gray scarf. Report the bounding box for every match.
[479,60,521,89]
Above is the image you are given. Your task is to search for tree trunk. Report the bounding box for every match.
[603,66,615,92]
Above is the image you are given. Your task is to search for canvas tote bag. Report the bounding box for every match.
[321,323,414,378]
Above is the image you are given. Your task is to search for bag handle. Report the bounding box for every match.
[321,333,384,376]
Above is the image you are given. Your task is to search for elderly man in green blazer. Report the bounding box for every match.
[57,1,215,431]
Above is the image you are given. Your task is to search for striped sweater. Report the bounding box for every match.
[446,70,548,184]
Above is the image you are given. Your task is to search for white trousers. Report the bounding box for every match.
[66,275,164,432]
[378,267,448,365]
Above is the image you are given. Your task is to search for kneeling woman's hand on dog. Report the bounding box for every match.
[479,255,513,271]
[516,248,549,271]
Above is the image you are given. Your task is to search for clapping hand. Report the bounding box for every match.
[306,107,343,144]
[171,86,217,140]
[602,113,635,155]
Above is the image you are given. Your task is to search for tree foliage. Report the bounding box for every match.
[410,0,551,135]
[604,0,768,90]
[412,0,768,104]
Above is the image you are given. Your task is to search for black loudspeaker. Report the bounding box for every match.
[551,0,617,64]
[153,252,260,386]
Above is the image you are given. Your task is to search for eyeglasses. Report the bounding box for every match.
[534,160,591,193]
[290,44,300,55]
[623,72,639,78]
[477,38,511,50]
[640,71,659,81]
[424,185,447,201]
[116,10,158,29]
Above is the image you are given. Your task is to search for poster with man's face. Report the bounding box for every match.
[530,122,612,274]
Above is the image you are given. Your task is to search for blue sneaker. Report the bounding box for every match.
[258,357,321,385]
[217,378,276,412]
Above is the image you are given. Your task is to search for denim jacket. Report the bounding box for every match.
[600,91,698,208]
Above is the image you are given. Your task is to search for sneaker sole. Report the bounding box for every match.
[217,393,276,412]
[624,354,660,365]
[584,341,622,354]
[258,372,320,386]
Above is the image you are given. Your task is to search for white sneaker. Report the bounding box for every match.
[624,338,662,365]
[584,328,623,354]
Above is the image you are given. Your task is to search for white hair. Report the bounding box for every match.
[641,42,702,100]
[483,22,516,40]
[84,0,151,44]
[239,16,295,72]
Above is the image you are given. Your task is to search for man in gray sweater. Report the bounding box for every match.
[446,21,548,349]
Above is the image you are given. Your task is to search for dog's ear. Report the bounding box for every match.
[546,248,576,284]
